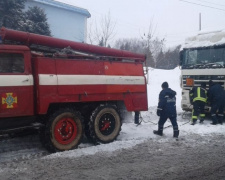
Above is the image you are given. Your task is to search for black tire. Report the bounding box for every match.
[89,104,122,144]
[40,108,84,152]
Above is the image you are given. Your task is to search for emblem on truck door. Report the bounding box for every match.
[1,93,18,108]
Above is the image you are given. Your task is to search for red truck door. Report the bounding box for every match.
[0,49,34,118]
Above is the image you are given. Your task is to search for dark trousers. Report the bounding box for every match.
[192,101,205,120]
[158,115,178,131]
[211,100,225,123]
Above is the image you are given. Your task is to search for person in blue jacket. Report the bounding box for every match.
[153,82,179,138]
[208,80,225,125]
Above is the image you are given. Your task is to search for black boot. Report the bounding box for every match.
[211,115,218,125]
[199,118,204,124]
[153,129,163,136]
[218,119,223,125]
[173,130,179,138]
[218,115,223,125]
[191,119,197,125]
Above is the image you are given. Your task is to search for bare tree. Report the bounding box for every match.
[114,19,165,68]
[87,20,95,44]
[88,12,116,47]
[114,38,145,53]
[140,19,165,67]
[156,45,181,69]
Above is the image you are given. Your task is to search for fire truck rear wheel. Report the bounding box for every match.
[41,108,84,152]
[89,104,122,144]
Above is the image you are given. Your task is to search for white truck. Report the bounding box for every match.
[180,30,225,111]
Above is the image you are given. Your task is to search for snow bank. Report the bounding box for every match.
[147,67,182,111]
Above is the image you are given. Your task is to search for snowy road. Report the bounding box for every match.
[1,111,225,180]
[0,129,225,180]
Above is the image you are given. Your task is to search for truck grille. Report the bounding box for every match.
[182,75,225,90]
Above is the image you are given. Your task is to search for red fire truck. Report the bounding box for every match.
[0,28,148,152]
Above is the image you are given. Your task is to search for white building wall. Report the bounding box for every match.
[25,0,90,43]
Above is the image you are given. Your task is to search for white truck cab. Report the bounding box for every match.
[180,30,225,111]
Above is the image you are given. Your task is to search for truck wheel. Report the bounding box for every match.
[89,104,121,144]
[42,108,84,152]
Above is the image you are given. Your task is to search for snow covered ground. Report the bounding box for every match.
[1,67,225,179]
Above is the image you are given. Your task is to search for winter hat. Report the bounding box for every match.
[201,82,206,88]
[209,80,213,87]
[161,82,169,88]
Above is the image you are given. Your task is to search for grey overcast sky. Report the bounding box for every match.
[57,0,225,48]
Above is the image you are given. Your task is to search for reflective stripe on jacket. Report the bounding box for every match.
[158,88,177,117]
[189,87,207,102]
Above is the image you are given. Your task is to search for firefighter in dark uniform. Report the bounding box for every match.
[208,80,225,125]
[153,82,179,138]
[189,82,207,125]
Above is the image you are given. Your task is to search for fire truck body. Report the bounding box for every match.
[35,57,147,115]
[0,28,148,152]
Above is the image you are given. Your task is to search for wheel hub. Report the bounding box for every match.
[54,117,78,145]
[99,113,115,135]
